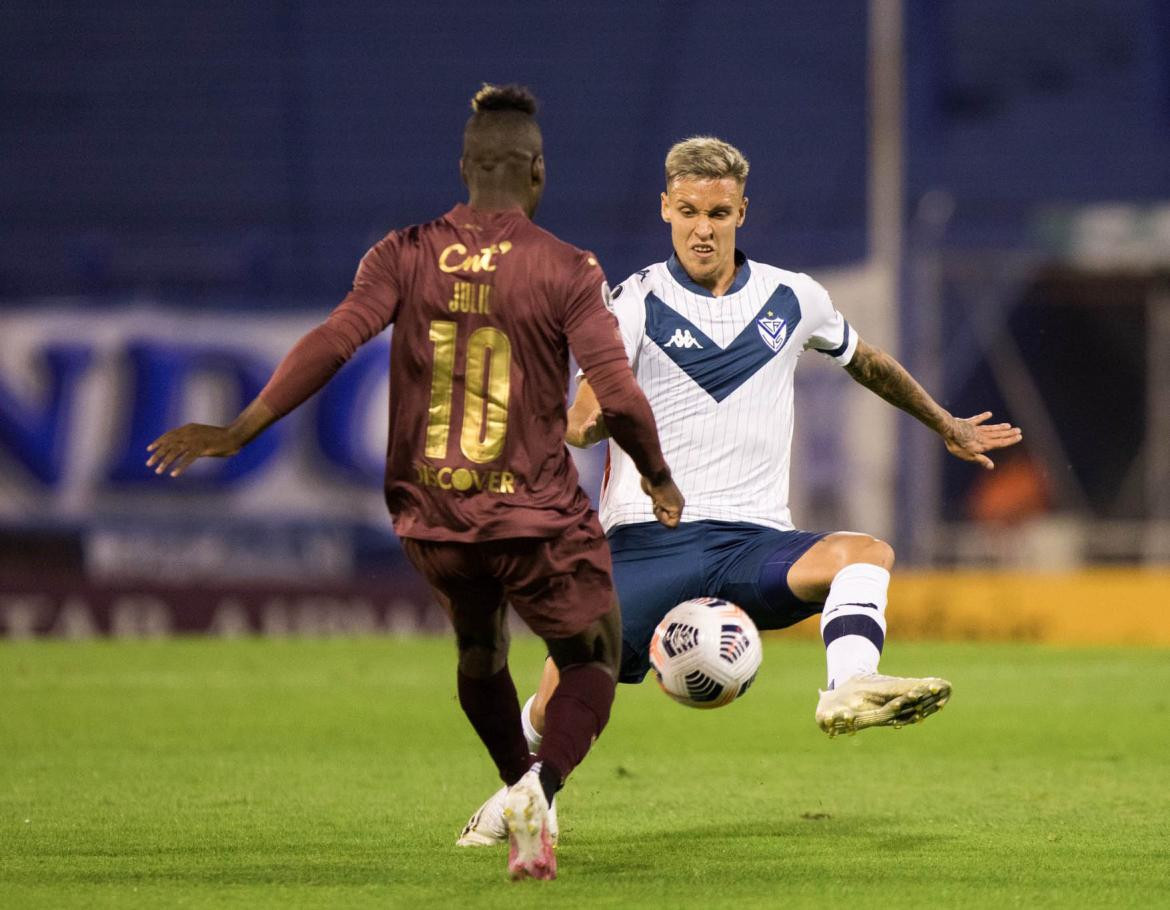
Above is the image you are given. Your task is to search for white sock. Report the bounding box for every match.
[820,563,889,689]
[521,694,543,752]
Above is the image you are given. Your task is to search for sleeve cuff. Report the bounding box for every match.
[812,320,858,365]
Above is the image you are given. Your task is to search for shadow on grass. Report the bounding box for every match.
[6,814,958,889]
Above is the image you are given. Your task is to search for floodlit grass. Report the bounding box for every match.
[3,636,1168,908]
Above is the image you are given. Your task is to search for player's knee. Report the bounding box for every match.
[824,533,895,574]
[457,646,507,678]
[454,628,510,678]
[863,537,895,571]
[545,610,620,678]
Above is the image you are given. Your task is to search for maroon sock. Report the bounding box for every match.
[536,664,615,797]
[456,665,533,786]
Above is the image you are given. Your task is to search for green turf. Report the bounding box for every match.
[2,636,1168,908]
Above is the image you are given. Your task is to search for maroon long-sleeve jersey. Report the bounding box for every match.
[260,203,668,542]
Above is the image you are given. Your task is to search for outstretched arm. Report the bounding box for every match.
[145,314,380,478]
[844,339,1022,469]
[146,238,401,478]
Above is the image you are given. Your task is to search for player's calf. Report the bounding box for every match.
[819,563,891,690]
[456,665,533,786]
[534,662,614,801]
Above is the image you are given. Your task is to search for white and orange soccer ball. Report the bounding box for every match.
[648,597,763,709]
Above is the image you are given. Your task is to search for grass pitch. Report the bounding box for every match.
[3,636,1168,909]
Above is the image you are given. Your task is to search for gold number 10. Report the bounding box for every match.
[425,320,512,463]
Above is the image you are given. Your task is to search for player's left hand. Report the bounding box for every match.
[146,424,243,477]
[943,411,1022,469]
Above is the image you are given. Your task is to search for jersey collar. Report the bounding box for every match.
[666,249,751,298]
[446,202,528,229]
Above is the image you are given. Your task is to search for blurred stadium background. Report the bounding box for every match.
[2,0,1168,643]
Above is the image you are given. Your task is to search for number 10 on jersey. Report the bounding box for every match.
[425,320,512,463]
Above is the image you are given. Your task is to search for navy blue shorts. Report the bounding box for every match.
[609,520,827,683]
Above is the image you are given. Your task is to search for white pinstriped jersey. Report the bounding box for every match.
[598,252,858,532]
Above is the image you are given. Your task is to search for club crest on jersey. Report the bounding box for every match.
[757,314,788,352]
[664,328,703,349]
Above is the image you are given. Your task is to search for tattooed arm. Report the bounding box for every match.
[844,339,1022,469]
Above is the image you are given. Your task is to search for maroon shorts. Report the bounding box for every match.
[400,512,615,640]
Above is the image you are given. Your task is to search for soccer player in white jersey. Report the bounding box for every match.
[457,137,1022,846]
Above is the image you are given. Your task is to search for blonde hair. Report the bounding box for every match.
[664,136,750,188]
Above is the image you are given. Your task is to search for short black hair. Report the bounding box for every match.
[470,83,538,117]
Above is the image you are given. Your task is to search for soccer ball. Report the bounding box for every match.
[648,597,762,709]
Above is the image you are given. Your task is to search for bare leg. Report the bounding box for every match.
[786,531,895,602]
[527,658,560,736]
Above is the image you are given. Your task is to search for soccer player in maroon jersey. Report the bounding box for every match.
[146,84,684,882]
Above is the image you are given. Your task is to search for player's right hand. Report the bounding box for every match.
[146,424,242,477]
[641,474,684,528]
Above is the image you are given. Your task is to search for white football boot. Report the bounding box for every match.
[503,767,556,881]
[816,673,952,737]
[456,783,559,847]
